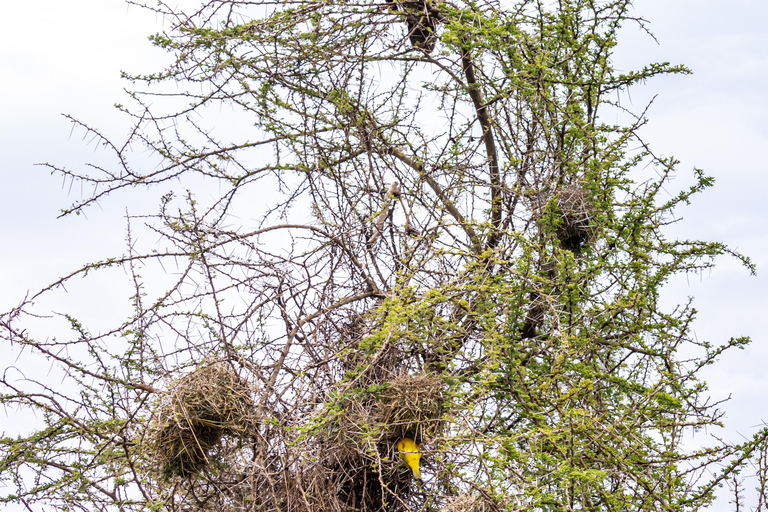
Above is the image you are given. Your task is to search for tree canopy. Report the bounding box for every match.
[2,0,765,511]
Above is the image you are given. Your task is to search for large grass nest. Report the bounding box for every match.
[375,374,445,440]
[149,361,258,479]
[325,373,446,452]
[314,374,445,511]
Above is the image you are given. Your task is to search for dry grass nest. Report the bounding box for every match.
[314,374,445,510]
[545,186,597,252]
[440,493,509,512]
[441,493,482,512]
[326,373,446,450]
[375,373,445,439]
[149,362,258,479]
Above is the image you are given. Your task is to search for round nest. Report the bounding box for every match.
[441,493,482,512]
[321,373,444,456]
[335,315,406,388]
[313,374,445,510]
[441,492,513,512]
[149,362,257,479]
[551,186,596,252]
[374,374,445,441]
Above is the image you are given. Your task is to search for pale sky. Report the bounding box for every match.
[1,1,767,510]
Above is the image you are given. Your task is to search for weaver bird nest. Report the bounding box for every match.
[540,185,597,253]
[149,361,258,479]
[314,373,445,510]
[326,373,445,451]
[440,493,510,512]
[375,373,445,440]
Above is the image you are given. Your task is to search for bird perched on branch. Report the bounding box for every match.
[367,181,401,247]
[397,437,422,480]
[385,0,439,54]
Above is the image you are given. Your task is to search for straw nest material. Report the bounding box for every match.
[335,313,409,388]
[149,362,257,479]
[440,493,507,512]
[316,374,445,511]
[326,374,445,450]
[375,374,445,440]
[440,494,481,512]
[546,186,596,253]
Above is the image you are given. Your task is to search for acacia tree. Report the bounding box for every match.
[1,0,765,511]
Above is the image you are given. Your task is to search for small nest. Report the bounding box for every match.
[550,186,596,253]
[521,291,545,340]
[338,338,409,389]
[390,0,441,54]
[441,493,482,512]
[150,362,257,479]
[335,313,393,381]
[440,493,505,512]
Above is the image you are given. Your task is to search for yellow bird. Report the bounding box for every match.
[397,437,422,480]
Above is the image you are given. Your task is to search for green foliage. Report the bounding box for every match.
[2,0,765,511]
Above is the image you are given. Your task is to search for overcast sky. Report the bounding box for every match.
[1,1,767,510]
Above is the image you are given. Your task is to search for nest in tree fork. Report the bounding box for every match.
[326,374,445,449]
[317,374,445,511]
[374,373,444,440]
[149,362,257,479]
[387,0,440,54]
[549,185,597,253]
